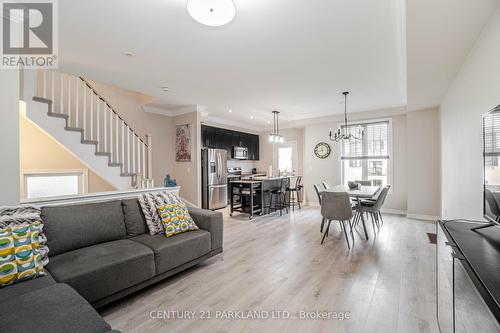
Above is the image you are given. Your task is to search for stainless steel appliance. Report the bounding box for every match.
[232,146,248,160]
[202,149,228,210]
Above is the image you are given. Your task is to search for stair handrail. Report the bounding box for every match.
[78,76,147,148]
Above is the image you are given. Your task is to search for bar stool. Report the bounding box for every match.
[269,178,289,216]
[287,176,303,210]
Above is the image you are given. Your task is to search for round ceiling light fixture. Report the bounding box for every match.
[187,0,236,27]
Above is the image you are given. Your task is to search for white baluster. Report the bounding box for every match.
[103,103,107,153]
[82,82,87,138]
[67,75,71,126]
[115,114,119,164]
[75,78,79,128]
[132,131,136,174]
[60,72,64,115]
[51,71,55,108]
[89,91,93,140]
[127,127,130,174]
[97,98,101,150]
[42,70,46,98]
[109,111,113,161]
[142,142,146,178]
[121,120,125,171]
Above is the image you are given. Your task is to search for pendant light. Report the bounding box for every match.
[329,91,364,142]
[269,111,284,143]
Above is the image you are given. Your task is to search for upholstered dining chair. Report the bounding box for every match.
[355,180,372,186]
[314,183,326,232]
[320,191,354,249]
[322,181,332,190]
[357,185,391,229]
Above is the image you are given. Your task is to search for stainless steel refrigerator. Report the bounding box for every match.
[202,148,228,210]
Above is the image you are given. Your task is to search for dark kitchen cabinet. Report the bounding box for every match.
[202,126,216,148]
[201,125,260,160]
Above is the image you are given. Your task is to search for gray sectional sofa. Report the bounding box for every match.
[0,198,223,333]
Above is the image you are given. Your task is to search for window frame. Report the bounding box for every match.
[20,169,88,201]
[339,118,393,192]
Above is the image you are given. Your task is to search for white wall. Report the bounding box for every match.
[407,108,440,218]
[440,5,500,220]
[0,70,20,206]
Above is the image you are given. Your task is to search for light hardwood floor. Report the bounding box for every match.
[101,207,439,333]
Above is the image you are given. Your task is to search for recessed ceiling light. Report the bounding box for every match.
[187,0,236,27]
[122,51,134,57]
[267,120,271,124]
[250,115,254,119]
[228,109,232,113]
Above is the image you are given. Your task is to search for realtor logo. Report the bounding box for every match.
[1,0,58,68]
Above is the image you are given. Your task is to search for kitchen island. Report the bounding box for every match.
[229,176,299,219]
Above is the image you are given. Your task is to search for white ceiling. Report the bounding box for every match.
[59,0,406,126]
[406,0,499,111]
[58,0,498,128]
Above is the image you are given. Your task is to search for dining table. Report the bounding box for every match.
[324,185,381,240]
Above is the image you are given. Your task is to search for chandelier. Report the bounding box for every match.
[269,111,284,143]
[329,91,364,142]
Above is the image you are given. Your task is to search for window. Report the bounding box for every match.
[341,120,391,188]
[22,170,87,201]
[278,147,293,172]
[276,142,298,174]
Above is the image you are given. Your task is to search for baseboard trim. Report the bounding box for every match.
[380,208,407,216]
[406,213,439,222]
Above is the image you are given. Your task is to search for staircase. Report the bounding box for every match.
[24,69,153,190]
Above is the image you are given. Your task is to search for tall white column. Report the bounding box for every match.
[0,70,20,205]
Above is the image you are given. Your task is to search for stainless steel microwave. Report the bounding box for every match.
[232,146,248,160]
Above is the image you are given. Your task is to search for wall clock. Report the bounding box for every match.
[314,142,331,159]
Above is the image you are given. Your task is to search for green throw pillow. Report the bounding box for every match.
[157,203,198,237]
[0,222,46,287]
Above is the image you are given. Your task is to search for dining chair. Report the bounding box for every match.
[314,183,326,232]
[355,180,372,186]
[320,191,354,249]
[357,185,391,230]
[322,181,331,190]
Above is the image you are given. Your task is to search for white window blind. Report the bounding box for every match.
[484,108,500,167]
[341,120,391,187]
[341,121,389,160]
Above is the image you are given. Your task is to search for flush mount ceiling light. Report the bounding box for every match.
[187,0,236,27]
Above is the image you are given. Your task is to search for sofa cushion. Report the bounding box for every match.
[0,283,111,333]
[41,200,126,256]
[0,271,55,299]
[121,199,148,237]
[46,239,155,303]
[131,230,211,274]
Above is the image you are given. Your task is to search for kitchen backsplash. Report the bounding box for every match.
[227,160,257,173]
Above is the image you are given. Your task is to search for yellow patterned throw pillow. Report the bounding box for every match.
[0,222,46,287]
[157,203,198,237]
